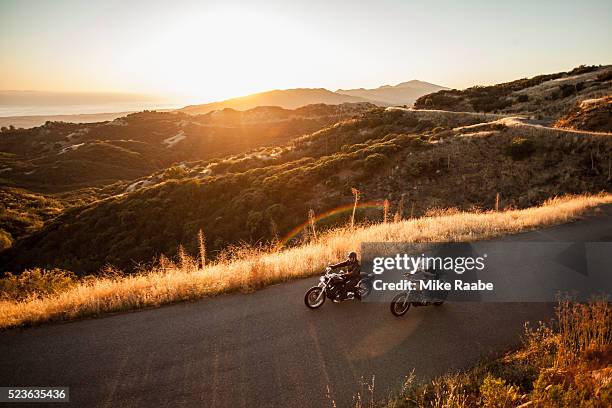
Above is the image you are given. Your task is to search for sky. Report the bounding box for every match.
[1,0,611,104]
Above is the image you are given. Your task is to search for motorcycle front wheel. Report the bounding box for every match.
[390,292,411,316]
[304,286,326,309]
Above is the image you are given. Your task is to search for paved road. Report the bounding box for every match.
[1,206,611,407]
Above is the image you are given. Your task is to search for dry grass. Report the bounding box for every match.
[377,298,611,408]
[1,193,611,329]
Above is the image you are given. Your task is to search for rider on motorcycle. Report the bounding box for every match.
[329,251,361,299]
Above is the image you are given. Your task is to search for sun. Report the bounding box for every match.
[118,8,308,104]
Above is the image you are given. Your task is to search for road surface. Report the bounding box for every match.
[1,206,611,407]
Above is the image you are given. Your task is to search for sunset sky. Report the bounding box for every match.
[1,0,611,104]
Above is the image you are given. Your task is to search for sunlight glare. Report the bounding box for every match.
[119,8,311,104]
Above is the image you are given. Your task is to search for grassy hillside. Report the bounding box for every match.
[2,106,611,275]
[414,65,612,123]
[555,96,612,132]
[0,194,610,328]
[0,188,64,250]
[2,67,612,280]
[0,103,374,192]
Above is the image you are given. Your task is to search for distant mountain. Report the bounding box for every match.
[180,88,385,115]
[336,80,449,106]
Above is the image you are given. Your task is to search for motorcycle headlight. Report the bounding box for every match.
[319,276,325,282]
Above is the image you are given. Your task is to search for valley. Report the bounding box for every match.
[0,65,611,278]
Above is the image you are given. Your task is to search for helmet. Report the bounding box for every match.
[348,251,357,260]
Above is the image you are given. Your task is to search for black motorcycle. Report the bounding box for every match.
[390,269,448,317]
[304,267,375,309]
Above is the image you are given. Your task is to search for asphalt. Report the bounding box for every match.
[1,205,611,408]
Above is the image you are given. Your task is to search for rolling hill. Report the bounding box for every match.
[0,103,375,192]
[179,88,382,115]
[3,107,611,275]
[336,80,448,106]
[180,81,447,115]
[1,65,611,276]
[414,65,612,129]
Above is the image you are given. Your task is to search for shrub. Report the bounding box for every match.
[0,268,77,301]
[505,137,536,160]
[163,166,188,180]
[363,153,389,171]
[596,70,612,82]
[0,229,13,250]
[471,95,512,112]
[517,94,529,103]
[558,82,583,98]
[479,375,521,407]
[490,123,508,131]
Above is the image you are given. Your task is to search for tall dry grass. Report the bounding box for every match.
[378,298,611,407]
[555,296,612,367]
[1,193,611,329]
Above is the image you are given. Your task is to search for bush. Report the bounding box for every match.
[517,94,529,103]
[559,82,584,98]
[0,268,77,301]
[363,153,389,171]
[0,229,13,250]
[163,166,188,180]
[506,137,536,160]
[471,95,512,112]
[596,70,612,82]
[479,375,521,407]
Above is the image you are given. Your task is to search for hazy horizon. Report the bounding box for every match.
[2,0,611,107]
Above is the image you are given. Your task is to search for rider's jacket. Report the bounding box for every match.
[330,258,361,277]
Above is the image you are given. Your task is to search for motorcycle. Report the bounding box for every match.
[304,267,375,309]
[390,269,448,317]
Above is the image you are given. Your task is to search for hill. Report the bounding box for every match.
[555,95,612,132]
[179,88,382,115]
[3,107,611,275]
[1,66,611,277]
[0,103,374,192]
[336,80,448,106]
[414,65,612,122]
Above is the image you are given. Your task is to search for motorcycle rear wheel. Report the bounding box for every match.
[358,281,372,299]
[390,293,411,316]
[304,286,326,309]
